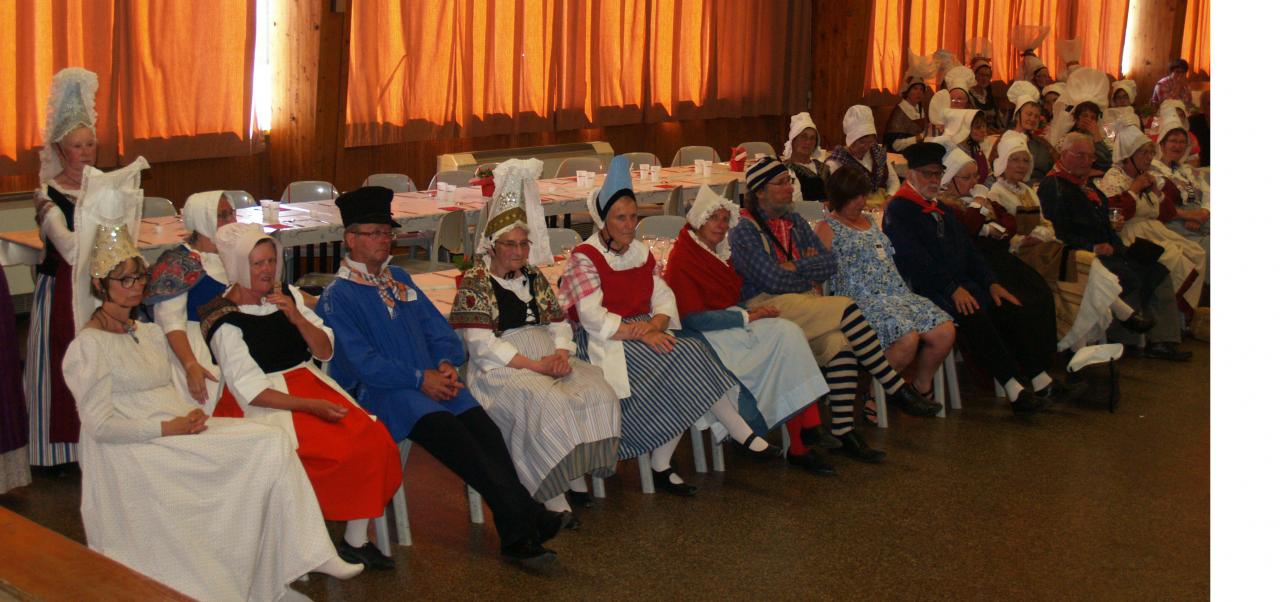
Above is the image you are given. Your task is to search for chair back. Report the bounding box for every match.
[222,190,256,210]
[671,145,720,167]
[435,209,470,256]
[474,162,499,177]
[737,141,777,158]
[283,180,337,203]
[545,227,583,254]
[554,157,603,177]
[142,196,176,218]
[429,170,474,189]
[363,173,417,193]
[793,200,827,222]
[620,152,661,169]
[636,215,686,239]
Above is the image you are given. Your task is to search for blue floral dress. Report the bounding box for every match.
[824,217,950,345]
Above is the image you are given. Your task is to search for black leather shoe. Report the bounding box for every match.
[1010,387,1052,414]
[565,490,595,509]
[833,431,886,463]
[562,513,582,531]
[888,384,944,417]
[1119,311,1156,333]
[652,467,698,497]
[1036,379,1089,404]
[500,540,557,568]
[787,450,837,476]
[1145,342,1192,362]
[800,427,821,447]
[337,540,396,571]
[535,510,571,544]
[740,434,781,460]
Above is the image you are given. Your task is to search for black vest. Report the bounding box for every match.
[37,186,76,276]
[204,287,313,372]
[491,275,540,333]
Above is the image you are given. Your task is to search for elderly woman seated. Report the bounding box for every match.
[782,112,831,201]
[827,105,901,205]
[885,63,931,153]
[814,166,955,423]
[1150,108,1210,281]
[1097,125,1207,320]
[559,156,750,497]
[664,185,833,474]
[449,160,621,517]
[205,223,403,570]
[991,81,1058,183]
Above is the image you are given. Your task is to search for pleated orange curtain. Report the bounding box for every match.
[344,0,809,147]
[1181,0,1210,77]
[0,0,257,178]
[863,0,906,94]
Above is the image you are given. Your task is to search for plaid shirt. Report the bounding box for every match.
[729,210,836,302]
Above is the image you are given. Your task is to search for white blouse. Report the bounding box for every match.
[459,270,575,373]
[37,182,80,262]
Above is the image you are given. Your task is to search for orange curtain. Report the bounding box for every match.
[1181,0,1209,77]
[344,0,809,148]
[0,0,257,178]
[864,0,907,93]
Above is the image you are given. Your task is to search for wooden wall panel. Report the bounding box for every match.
[1126,0,1190,104]
[811,0,877,150]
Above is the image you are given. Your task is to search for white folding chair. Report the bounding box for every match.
[793,200,827,222]
[373,440,414,556]
[546,228,583,255]
[283,180,337,203]
[363,173,417,193]
[671,145,720,167]
[870,361,950,428]
[737,141,777,158]
[636,215,685,239]
[221,190,256,210]
[142,196,176,218]
[620,151,661,169]
[428,170,475,189]
[554,157,603,177]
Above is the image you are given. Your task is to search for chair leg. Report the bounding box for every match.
[393,440,412,546]
[993,378,1006,399]
[780,427,791,456]
[467,485,484,524]
[374,514,392,557]
[637,453,655,494]
[711,437,725,472]
[945,351,962,409]
[933,367,947,417]
[689,426,707,474]
[591,476,606,499]
[872,380,889,429]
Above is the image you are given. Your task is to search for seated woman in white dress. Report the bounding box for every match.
[664,185,833,474]
[559,156,744,497]
[1149,107,1210,284]
[145,190,237,406]
[205,223,403,571]
[449,159,621,517]
[63,167,360,601]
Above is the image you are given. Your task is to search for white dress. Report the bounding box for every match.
[63,322,337,602]
[153,247,226,406]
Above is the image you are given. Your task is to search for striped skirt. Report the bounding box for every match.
[468,326,621,502]
[575,316,739,460]
[23,273,78,466]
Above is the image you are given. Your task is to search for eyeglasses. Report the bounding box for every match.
[1066,150,1096,160]
[495,240,533,250]
[916,169,945,180]
[351,230,396,240]
[108,273,149,288]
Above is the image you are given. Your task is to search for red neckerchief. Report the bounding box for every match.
[741,208,796,262]
[895,181,944,215]
[1047,163,1103,205]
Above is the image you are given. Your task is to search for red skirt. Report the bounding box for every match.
[213,367,403,521]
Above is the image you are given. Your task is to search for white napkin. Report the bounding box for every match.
[1066,343,1124,373]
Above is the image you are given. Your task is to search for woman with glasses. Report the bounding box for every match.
[145,191,238,407]
[205,222,403,571]
[450,160,620,518]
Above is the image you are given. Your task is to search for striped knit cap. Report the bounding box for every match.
[746,156,789,193]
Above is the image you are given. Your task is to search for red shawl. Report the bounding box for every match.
[663,225,743,318]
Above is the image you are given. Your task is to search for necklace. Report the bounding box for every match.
[94,306,138,343]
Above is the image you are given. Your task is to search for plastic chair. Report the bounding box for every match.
[428,170,475,190]
[636,215,685,239]
[869,350,956,428]
[546,228,583,254]
[363,173,417,193]
[737,141,777,159]
[372,440,413,556]
[671,145,720,167]
[142,197,176,218]
[793,200,827,222]
[554,157,603,177]
[283,180,337,203]
[221,190,256,210]
[620,152,661,170]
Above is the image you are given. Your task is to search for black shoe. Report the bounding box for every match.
[566,490,595,509]
[1144,342,1192,362]
[337,540,396,571]
[1119,311,1156,333]
[500,540,558,568]
[1036,379,1089,404]
[833,431,886,463]
[534,510,571,545]
[562,513,582,531]
[740,434,781,460]
[1010,387,1052,414]
[652,467,698,497]
[816,430,843,449]
[888,384,944,417]
[787,450,837,476]
[800,427,821,447]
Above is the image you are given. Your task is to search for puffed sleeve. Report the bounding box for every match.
[154,293,189,334]
[291,286,334,361]
[64,333,163,444]
[210,323,273,410]
[40,201,77,260]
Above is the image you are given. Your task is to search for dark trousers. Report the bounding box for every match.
[1100,250,1182,345]
[971,247,1059,381]
[407,407,543,547]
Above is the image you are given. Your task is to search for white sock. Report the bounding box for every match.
[343,519,370,548]
[649,435,684,484]
[1111,299,1134,320]
[708,397,765,450]
[569,476,589,493]
[1031,372,1053,392]
[544,494,571,513]
[315,555,363,580]
[1004,378,1025,402]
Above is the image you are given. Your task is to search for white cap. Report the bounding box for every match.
[1111,80,1137,103]
[928,90,952,126]
[1112,124,1154,164]
[993,130,1031,178]
[1064,67,1111,110]
[1156,107,1189,145]
[945,66,977,91]
[939,109,981,145]
[941,147,977,186]
[841,105,876,146]
[783,112,821,160]
[1007,80,1042,114]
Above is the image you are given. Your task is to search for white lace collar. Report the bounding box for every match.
[898,100,923,120]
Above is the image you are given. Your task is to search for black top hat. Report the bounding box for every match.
[336,186,401,228]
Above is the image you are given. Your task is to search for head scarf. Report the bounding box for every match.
[1157,107,1189,145]
[1112,124,1154,164]
[1064,68,1111,111]
[476,158,551,266]
[215,222,282,291]
[1111,80,1137,104]
[1159,99,1188,119]
[182,190,226,241]
[589,155,635,229]
[40,68,99,184]
[938,109,981,145]
[993,130,1031,178]
[928,90,952,127]
[1042,82,1067,101]
[944,66,977,92]
[1007,81,1042,116]
[941,147,977,186]
[783,112,823,161]
[840,105,876,146]
[685,185,739,258]
[71,157,149,330]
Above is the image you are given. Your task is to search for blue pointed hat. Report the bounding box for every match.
[592,155,636,226]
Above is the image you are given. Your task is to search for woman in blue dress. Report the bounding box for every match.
[814,165,956,407]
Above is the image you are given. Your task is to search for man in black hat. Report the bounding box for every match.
[882,143,1076,412]
[317,186,570,568]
